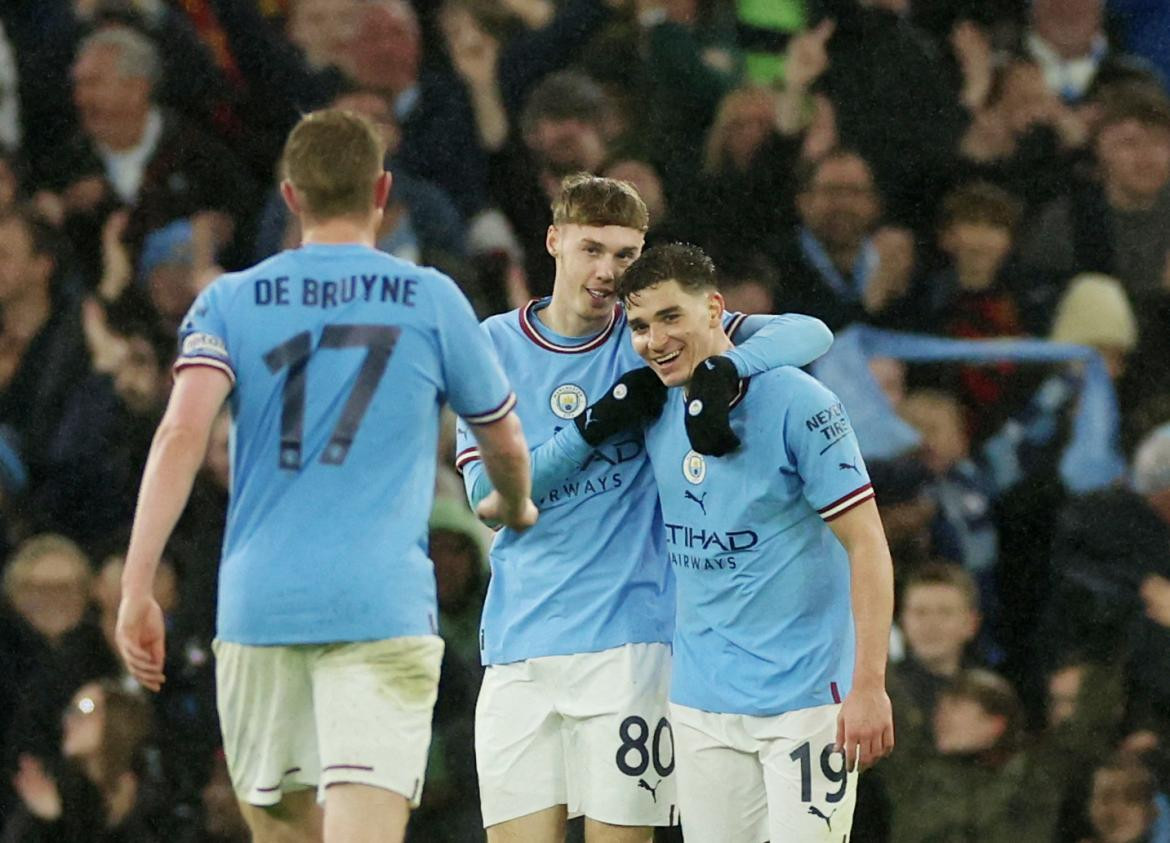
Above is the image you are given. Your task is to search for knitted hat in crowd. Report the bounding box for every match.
[1049,273,1139,352]
[1132,423,1170,497]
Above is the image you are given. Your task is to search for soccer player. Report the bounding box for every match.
[618,243,895,843]
[455,175,835,842]
[115,109,536,843]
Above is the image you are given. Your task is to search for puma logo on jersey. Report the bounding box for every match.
[638,778,661,803]
[808,805,837,830]
[583,408,597,428]
[838,459,860,475]
[684,490,708,515]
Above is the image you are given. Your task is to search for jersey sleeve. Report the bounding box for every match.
[175,280,236,383]
[721,312,834,378]
[782,373,875,521]
[435,281,516,426]
[457,418,593,509]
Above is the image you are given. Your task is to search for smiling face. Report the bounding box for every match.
[548,223,644,324]
[625,280,726,388]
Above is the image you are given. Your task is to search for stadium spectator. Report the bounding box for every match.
[0,536,118,810]
[2,678,163,842]
[899,392,1000,591]
[36,25,256,278]
[1080,753,1167,843]
[887,564,984,748]
[815,0,967,229]
[765,148,915,331]
[1039,423,1170,734]
[1018,84,1170,302]
[958,54,1089,210]
[0,208,88,502]
[177,749,249,843]
[884,668,1063,843]
[1025,0,1139,104]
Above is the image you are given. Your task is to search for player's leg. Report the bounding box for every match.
[214,641,323,841]
[238,790,323,843]
[670,703,769,843]
[756,703,859,842]
[563,644,678,840]
[583,817,654,842]
[310,635,445,843]
[322,783,409,842]
[486,806,568,842]
[478,657,569,841]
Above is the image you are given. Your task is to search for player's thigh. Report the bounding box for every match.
[214,640,321,806]
[309,635,443,806]
[238,789,322,843]
[485,806,567,843]
[583,816,655,843]
[476,658,568,829]
[756,704,858,842]
[563,643,678,828]
[323,782,409,843]
[669,703,768,843]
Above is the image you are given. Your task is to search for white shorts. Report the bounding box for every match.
[214,635,444,808]
[671,702,858,843]
[476,642,677,828]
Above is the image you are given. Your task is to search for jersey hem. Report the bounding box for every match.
[481,634,672,666]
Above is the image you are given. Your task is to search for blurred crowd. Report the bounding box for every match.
[0,0,1167,840]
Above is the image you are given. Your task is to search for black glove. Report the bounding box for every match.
[684,355,741,456]
[574,367,667,446]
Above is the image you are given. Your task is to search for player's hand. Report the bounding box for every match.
[835,682,894,771]
[116,592,167,692]
[684,356,741,456]
[574,367,667,447]
[476,491,538,532]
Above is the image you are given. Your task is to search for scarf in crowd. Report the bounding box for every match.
[810,326,1125,492]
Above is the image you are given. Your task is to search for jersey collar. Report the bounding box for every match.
[518,298,621,354]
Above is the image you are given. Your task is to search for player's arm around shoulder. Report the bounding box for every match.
[827,498,896,772]
[723,312,833,375]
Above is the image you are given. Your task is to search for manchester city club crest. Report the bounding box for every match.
[550,383,587,419]
[683,450,706,485]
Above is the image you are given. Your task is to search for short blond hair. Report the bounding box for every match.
[3,534,91,601]
[281,109,386,220]
[551,173,649,232]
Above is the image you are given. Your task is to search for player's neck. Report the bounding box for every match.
[300,216,378,248]
[540,293,610,338]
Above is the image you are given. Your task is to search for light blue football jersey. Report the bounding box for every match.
[455,299,672,665]
[455,301,833,666]
[643,367,874,717]
[176,243,515,645]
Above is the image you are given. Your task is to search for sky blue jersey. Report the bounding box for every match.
[175,243,515,646]
[643,367,874,717]
[456,301,834,665]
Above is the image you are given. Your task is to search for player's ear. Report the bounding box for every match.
[546,225,560,258]
[707,290,725,326]
[373,171,393,210]
[280,180,302,216]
